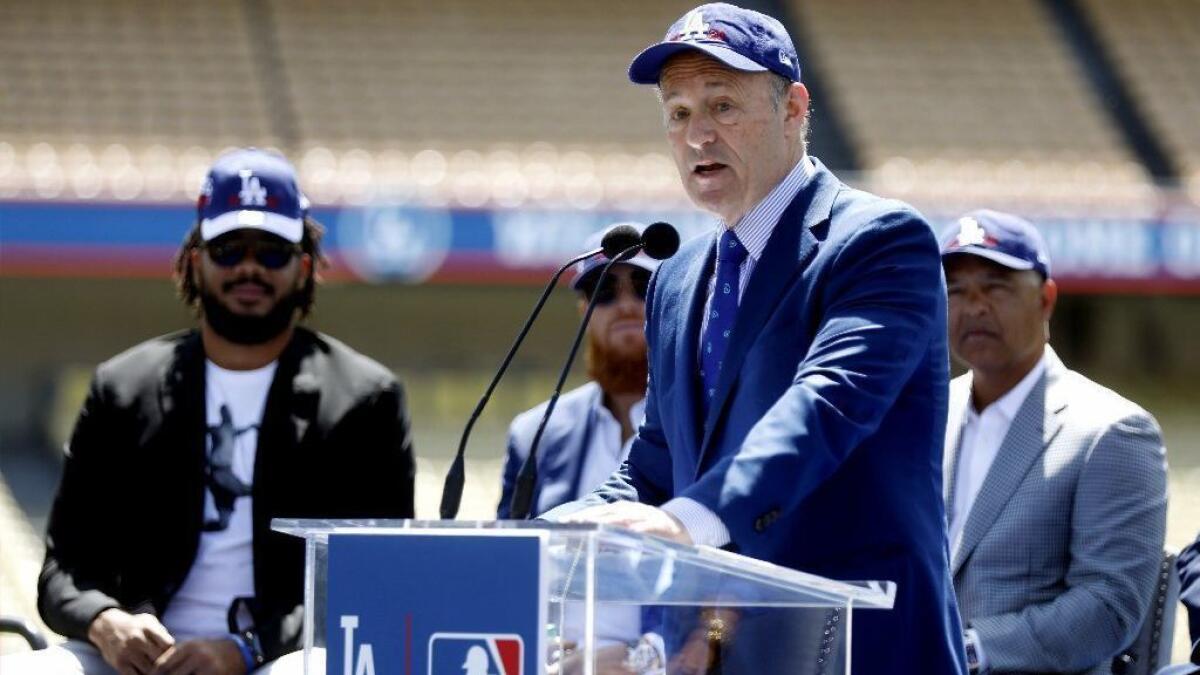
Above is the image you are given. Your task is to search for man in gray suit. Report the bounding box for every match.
[939,209,1168,674]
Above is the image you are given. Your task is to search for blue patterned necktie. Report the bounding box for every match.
[700,229,748,418]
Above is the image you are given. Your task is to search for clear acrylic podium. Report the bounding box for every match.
[274,519,895,674]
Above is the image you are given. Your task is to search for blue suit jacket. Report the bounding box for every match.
[497,382,602,519]
[546,160,966,672]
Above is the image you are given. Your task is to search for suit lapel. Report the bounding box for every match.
[697,163,838,466]
[255,330,321,494]
[1040,347,1070,448]
[943,374,972,514]
[673,233,715,467]
[158,331,208,532]
[566,387,601,499]
[542,385,600,512]
[951,350,1069,576]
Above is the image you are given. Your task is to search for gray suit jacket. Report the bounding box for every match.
[945,347,1168,674]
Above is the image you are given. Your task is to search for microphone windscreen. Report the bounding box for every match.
[642,222,680,260]
[601,224,642,261]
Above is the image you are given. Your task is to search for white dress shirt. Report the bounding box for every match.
[662,157,816,548]
[579,397,645,500]
[948,353,1047,553]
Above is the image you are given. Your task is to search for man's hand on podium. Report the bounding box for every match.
[563,502,692,546]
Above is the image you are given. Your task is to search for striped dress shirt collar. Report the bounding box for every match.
[720,156,816,259]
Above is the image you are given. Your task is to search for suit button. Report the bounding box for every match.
[754,517,766,532]
[759,509,780,527]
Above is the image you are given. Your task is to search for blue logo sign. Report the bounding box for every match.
[428,633,523,675]
[326,531,546,675]
[336,203,453,282]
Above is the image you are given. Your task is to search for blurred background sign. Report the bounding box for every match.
[3,201,1200,290]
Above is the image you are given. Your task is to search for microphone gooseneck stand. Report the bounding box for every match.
[507,222,679,520]
[440,227,641,519]
[507,243,644,520]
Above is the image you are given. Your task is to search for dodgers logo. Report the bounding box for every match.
[336,204,452,282]
[238,169,267,207]
[679,9,707,40]
[428,633,523,675]
[955,216,993,247]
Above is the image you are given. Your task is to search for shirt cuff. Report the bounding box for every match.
[661,497,730,548]
[966,628,988,671]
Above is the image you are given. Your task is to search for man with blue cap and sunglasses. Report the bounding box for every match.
[940,210,1167,673]
[544,3,966,672]
[7,148,416,675]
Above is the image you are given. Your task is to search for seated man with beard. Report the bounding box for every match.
[498,225,661,672]
[3,148,416,675]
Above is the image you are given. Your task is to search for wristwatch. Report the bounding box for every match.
[227,597,266,669]
[964,633,981,674]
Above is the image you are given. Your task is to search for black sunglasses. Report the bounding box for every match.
[204,238,300,270]
[582,268,651,305]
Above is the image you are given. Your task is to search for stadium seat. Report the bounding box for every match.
[0,616,47,652]
[1080,0,1200,174]
[785,0,1136,171]
[1114,550,1180,675]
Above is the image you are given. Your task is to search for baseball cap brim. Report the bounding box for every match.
[942,246,1036,272]
[571,256,659,290]
[629,41,767,85]
[201,210,304,243]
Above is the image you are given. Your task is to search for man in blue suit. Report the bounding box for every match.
[543,3,966,672]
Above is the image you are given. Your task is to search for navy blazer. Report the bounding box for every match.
[547,160,965,672]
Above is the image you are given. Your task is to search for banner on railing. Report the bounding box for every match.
[2,201,1198,292]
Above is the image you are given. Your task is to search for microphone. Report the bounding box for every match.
[642,221,680,260]
[507,223,679,520]
[601,224,642,260]
[439,224,642,520]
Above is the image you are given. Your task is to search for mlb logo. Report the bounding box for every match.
[428,633,523,675]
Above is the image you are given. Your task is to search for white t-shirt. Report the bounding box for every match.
[161,360,277,640]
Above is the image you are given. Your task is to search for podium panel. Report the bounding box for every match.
[273,519,895,675]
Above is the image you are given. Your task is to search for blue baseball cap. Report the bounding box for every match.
[197,148,308,243]
[940,209,1052,279]
[629,3,801,85]
[572,224,661,290]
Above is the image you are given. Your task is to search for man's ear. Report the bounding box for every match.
[785,82,810,131]
[1041,278,1058,322]
[189,248,203,285]
[298,253,313,287]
